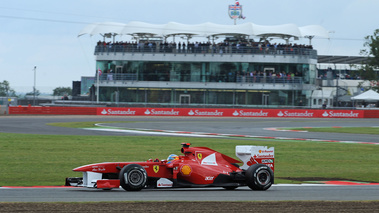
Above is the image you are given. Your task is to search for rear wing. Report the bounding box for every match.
[235,146,275,172]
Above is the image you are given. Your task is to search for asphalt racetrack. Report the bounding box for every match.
[1,115,379,143]
[1,185,379,202]
[1,115,379,203]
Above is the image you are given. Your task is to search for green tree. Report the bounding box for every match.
[0,80,17,97]
[53,87,72,96]
[25,90,40,97]
[359,29,379,92]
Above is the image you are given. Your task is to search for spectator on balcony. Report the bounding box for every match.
[287,73,291,82]
[148,42,153,52]
[265,43,270,53]
[182,42,186,53]
[194,42,199,53]
[62,94,69,100]
[249,71,254,82]
[107,69,113,80]
[274,43,278,54]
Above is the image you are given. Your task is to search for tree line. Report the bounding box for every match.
[0,81,72,97]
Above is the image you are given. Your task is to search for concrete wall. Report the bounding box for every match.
[0,105,7,115]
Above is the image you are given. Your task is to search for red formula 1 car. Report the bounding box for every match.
[66,143,274,191]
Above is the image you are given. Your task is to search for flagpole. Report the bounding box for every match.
[96,68,99,103]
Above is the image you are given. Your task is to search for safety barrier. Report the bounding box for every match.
[9,106,97,115]
[8,106,379,118]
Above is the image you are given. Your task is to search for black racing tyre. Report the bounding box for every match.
[119,164,147,191]
[245,164,274,191]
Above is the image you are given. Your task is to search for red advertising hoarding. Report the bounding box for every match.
[8,106,371,118]
[96,107,364,118]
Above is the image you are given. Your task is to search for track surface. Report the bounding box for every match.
[1,115,378,142]
[1,185,379,202]
[0,115,379,202]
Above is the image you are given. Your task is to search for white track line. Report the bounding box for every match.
[84,125,379,145]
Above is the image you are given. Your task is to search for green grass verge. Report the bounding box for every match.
[288,127,379,135]
[47,122,379,135]
[1,132,378,186]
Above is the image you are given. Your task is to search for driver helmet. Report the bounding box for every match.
[167,154,179,163]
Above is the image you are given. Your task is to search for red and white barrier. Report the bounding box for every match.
[8,106,379,118]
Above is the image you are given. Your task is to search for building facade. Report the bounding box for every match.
[93,42,318,107]
[78,21,331,107]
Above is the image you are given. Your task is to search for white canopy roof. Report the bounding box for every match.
[78,21,329,40]
[311,89,334,99]
[351,90,379,101]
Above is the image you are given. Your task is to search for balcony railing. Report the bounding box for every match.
[94,44,317,58]
[97,73,303,84]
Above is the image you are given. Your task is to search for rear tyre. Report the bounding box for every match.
[119,164,147,191]
[245,164,274,191]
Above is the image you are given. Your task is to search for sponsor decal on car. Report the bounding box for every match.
[205,176,214,181]
[157,178,173,188]
[180,165,192,176]
[91,166,105,172]
[262,159,274,163]
[259,150,274,153]
[255,154,274,158]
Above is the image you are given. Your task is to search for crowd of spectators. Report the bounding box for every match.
[317,69,362,80]
[220,70,303,83]
[98,67,304,84]
[96,39,314,55]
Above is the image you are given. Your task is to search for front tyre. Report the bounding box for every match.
[119,164,147,191]
[245,164,274,191]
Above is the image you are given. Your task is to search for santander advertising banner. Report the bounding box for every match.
[97,108,364,118]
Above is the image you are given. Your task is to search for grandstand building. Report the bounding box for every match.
[77,21,365,108]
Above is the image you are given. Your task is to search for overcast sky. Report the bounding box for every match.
[1,0,378,93]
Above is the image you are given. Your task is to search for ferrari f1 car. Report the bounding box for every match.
[66,143,274,191]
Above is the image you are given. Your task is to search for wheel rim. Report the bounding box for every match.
[256,170,270,185]
[127,169,144,186]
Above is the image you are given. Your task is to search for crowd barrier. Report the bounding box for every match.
[9,106,97,115]
[8,106,379,118]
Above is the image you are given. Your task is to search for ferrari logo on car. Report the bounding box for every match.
[153,165,159,173]
[197,153,202,160]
